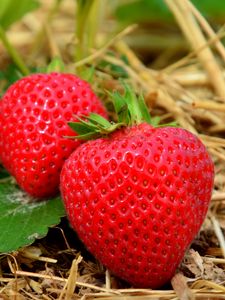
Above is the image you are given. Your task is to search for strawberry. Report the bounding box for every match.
[0,72,107,198]
[60,86,214,288]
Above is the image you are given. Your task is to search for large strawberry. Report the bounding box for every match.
[60,86,214,288]
[0,72,107,198]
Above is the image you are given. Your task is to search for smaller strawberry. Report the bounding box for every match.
[60,85,214,288]
[0,72,107,198]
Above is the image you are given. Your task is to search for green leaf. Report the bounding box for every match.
[98,55,128,78]
[68,113,113,139]
[111,91,130,124]
[114,0,225,24]
[151,116,161,127]
[0,181,65,253]
[114,0,172,24]
[0,0,40,29]
[79,66,95,83]
[0,64,23,96]
[0,166,10,179]
[68,131,100,140]
[68,83,175,141]
[137,94,152,124]
[87,113,112,129]
[68,118,99,135]
[0,0,40,75]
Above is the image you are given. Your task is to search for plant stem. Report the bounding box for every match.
[0,25,29,76]
[75,0,103,73]
[29,0,63,62]
[86,0,103,50]
[75,0,93,62]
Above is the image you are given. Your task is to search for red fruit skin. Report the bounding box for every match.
[60,123,214,288]
[0,72,107,198]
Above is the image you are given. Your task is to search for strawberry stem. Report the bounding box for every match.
[75,0,101,62]
[0,25,29,76]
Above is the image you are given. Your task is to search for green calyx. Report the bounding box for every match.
[67,83,175,140]
[112,82,152,126]
[67,113,123,140]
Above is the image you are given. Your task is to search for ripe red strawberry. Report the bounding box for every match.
[60,87,214,288]
[0,72,107,198]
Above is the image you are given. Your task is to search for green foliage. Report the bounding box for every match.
[75,0,98,61]
[0,0,40,75]
[115,0,171,24]
[98,54,129,78]
[0,166,10,179]
[0,63,46,96]
[0,0,40,29]
[0,64,23,96]
[193,0,225,19]
[0,181,65,253]
[114,0,225,24]
[68,113,118,140]
[68,83,177,141]
[68,84,155,140]
[79,66,95,83]
[47,57,65,73]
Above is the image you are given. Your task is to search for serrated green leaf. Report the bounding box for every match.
[87,113,112,128]
[0,181,65,253]
[68,118,99,135]
[69,131,100,140]
[111,91,129,124]
[137,94,152,124]
[0,0,40,29]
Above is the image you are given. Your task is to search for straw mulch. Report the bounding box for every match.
[1,0,225,299]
